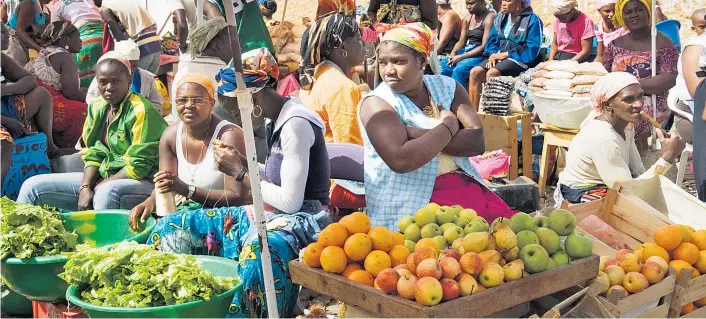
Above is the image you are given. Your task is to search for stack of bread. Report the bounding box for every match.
[528,61,608,98]
[268,21,309,72]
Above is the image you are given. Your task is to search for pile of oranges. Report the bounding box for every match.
[301,212,412,287]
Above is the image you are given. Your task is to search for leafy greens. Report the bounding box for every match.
[59,241,238,308]
[0,197,78,259]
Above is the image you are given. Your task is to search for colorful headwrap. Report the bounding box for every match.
[114,39,140,60]
[97,51,132,75]
[551,0,578,15]
[590,72,640,112]
[380,23,434,56]
[35,21,75,47]
[216,48,280,95]
[258,0,277,17]
[597,0,617,9]
[304,13,359,68]
[614,0,651,28]
[316,0,356,18]
[177,73,215,100]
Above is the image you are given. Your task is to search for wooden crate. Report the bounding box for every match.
[290,255,599,318]
[668,270,706,318]
[597,268,676,318]
[478,112,532,180]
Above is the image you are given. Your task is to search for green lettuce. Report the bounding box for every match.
[0,197,78,259]
[59,241,238,308]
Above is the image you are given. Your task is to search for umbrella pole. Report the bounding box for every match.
[651,0,657,150]
[222,0,280,317]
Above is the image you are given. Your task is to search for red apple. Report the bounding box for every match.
[416,258,442,279]
[397,272,418,300]
[440,278,460,301]
[439,248,461,262]
[375,268,400,294]
[439,257,462,279]
[414,277,443,306]
[459,252,483,275]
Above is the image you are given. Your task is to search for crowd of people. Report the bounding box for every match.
[1,0,705,317]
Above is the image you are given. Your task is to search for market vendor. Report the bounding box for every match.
[17,55,167,211]
[436,0,461,56]
[359,23,514,229]
[142,48,333,318]
[556,72,685,204]
[594,0,629,63]
[129,74,246,229]
[548,0,595,62]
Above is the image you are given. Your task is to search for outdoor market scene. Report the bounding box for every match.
[0,0,706,318]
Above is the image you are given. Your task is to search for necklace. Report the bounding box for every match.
[422,86,441,119]
[183,118,213,183]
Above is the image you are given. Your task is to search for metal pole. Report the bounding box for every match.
[221,0,280,317]
[651,0,657,150]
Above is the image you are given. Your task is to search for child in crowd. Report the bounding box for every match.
[593,0,628,63]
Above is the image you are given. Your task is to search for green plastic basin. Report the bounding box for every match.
[1,284,33,316]
[66,255,242,318]
[1,210,156,303]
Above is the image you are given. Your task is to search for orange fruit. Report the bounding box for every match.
[320,246,348,273]
[364,250,392,277]
[342,263,363,278]
[674,243,700,265]
[669,260,695,279]
[695,251,706,273]
[682,303,695,316]
[348,269,374,287]
[640,243,670,263]
[415,238,441,253]
[302,242,325,267]
[344,233,373,262]
[691,230,706,250]
[681,225,695,241]
[340,212,371,234]
[318,223,349,247]
[694,296,706,308]
[407,253,417,274]
[654,225,683,250]
[368,226,393,252]
[389,245,412,267]
[390,231,405,246]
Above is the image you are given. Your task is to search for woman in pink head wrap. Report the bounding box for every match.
[594,0,629,63]
[555,72,685,205]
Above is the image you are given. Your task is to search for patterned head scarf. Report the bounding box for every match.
[97,51,132,76]
[380,23,434,56]
[188,17,228,57]
[597,0,617,9]
[216,48,280,96]
[177,73,215,100]
[551,0,578,15]
[614,0,651,28]
[114,39,140,60]
[35,21,76,47]
[590,72,640,112]
[258,0,277,17]
[316,0,356,18]
[304,13,359,69]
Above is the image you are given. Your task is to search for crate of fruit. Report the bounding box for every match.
[668,258,706,317]
[291,207,600,318]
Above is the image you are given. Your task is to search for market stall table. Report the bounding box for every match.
[538,125,578,197]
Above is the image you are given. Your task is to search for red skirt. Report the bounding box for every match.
[430,172,515,221]
[44,85,87,149]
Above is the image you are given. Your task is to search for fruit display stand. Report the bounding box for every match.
[477,112,532,180]
[668,269,706,318]
[596,268,676,318]
[290,255,599,318]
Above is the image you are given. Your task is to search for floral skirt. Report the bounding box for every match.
[74,22,104,88]
[43,85,87,148]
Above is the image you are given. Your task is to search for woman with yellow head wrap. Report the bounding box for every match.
[601,0,678,150]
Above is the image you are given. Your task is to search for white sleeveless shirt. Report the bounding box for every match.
[176,120,231,190]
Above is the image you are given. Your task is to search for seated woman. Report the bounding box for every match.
[440,0,495,89]
[436,0,461,57]
[468,0,543,108]
[141,48,333,318]
[556,72,685,204]
[25,21,87,149]
[602,0,678,150]
[5,0,49,66]
[548,0,595,62]
[359,23,513,229]
[17,55,167,211]
[594,0,629,62]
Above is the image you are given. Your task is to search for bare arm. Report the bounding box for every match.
[595,40,605,62]
[420,1,438,30]
[0,53,37,96]
[549,33,558,60]
[450,16,470,56]
[174,9,188,53]
[14,1,42,51]
[572,37,593,62]
[0,2,7,23]
[191,127,247,206]
[462,12,495,58]
[51,53,86,101]
[367,0,379,24]
[682,45,703,98]
[436,14,458,55]
[101,7,127,41]
[203,1,223,19]
[443,83,484,156]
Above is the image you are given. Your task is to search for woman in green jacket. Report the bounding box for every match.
[17,54,167,211]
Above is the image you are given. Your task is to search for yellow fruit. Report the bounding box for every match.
[479,250,502,266]
[368,226,393,252]
[344,233,373,262]
[679,225,694,242]
[691,230,706,250]
[669,260,695,279]
[342,263,362,278]
[364,250,392,277]
[640,243,670,263]
[348,269,374,287]
[654,225,684,250]
[318,223,349,247]
[674,243,700,265]
[340,212,371,234]
[320,246,348,273]
[390,231,405,246]
[695,251,706,273]
[389,245,411,267]
[302,242,325,268]
[463,232,490,253]
[415,238,441,253]
[494,223,517,250]
[681,303,695,316]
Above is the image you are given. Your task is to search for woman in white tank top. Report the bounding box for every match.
[129,74,247,228]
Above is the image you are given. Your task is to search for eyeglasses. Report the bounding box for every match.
[175,98,207,106]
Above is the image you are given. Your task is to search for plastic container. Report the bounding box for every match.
[1,133,51,200]
[656,20,681,52]
[66,256,243,318]
[1,210,156,303]
[155,191,177,217]
[32,301,85,318]
[1,284,34,316]
[532,93,592,129]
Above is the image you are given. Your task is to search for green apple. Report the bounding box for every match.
[535,227,561,255]
[454,216,470,228]
[448,205,464,217]
[564,232,593,259]
[509,212,536,233]
[459,209,478,221]
[440,223,457,233]
[433,235,448,250]
[398,216,415,233]
[404,224,422,242]
[443,226,464,244]
[421,223,442,239]
[516,230,539,249]
[464,221,486,234]
[547,209,576,236]
[520,244,550,274]
[405,240,417,252]
[533,216,549,229]
[436,208,456,225]
[551,251,570,266]
[471,217,489,230]
[415,207,437,227]
[545,258,557,270]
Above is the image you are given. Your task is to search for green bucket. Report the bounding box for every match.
[66,255,243,318]
[1,283,33,316]
[1,210,156,303]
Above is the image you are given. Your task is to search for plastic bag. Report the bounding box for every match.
[544,70,576,79]
[576,215,629,250]
[470,150,510,179]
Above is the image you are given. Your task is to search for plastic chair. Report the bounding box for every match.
[666,89,693,186]
[656,20,681,51]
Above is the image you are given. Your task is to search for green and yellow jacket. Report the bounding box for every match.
[81,93,167,179]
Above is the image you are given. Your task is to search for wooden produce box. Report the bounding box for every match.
[597,268,676,318]
[668,269,706,318]
[478,112,532,180]
[290,255,599,318]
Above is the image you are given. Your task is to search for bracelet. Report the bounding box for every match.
[440,123,455,137]
[235,167,249,182]
[79,184,92,191]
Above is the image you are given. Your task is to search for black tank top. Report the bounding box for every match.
[467,16,486,47]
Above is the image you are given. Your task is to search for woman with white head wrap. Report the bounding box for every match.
[548,0,596,62]
[555,72,685,205]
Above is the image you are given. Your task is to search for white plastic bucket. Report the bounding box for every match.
[533,93,593,129]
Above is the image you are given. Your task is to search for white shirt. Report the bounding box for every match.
[673,34,706,112]
[51,0,102,28]
[171,54,226,118]
[102,0,155,37]
[176,120,230,189]
[166,0,198,31]
[86,68,164,112]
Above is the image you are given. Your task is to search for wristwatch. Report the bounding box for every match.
[187,185,196,199]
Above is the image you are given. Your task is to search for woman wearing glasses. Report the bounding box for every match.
[129,73,246,226]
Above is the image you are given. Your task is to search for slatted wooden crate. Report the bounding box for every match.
[597,268,676,318]
[668,269,706,318]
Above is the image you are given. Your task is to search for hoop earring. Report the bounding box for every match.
[65,45,69,50]
[253,104,263,117]
[342,50,348,58]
